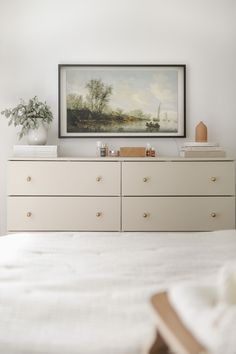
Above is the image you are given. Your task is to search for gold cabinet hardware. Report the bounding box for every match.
[96,176,102,182]
[27,212,32,217]
[27,176,32,182]
[210,177,216,182]
[143,177,148,182]
[211,212,216,218]
[96,212,102,217]
[143,212,148,218]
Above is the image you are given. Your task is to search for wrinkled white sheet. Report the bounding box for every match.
[169,262,236,354]
[0,230,236,354]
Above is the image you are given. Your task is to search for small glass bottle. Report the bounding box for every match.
[105,143,109,157]
[100,143,106,157]
[96,141,102,157]
[150,147,156,157]
[146,143,151,157]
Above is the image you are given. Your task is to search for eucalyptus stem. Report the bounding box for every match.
[1,96,53,139]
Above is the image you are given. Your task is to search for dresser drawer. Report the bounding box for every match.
[8,161,120,196]
[122,197,235,231]
[8,197,120,231]
[122,161,235,196]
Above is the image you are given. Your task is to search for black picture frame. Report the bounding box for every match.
[58,64,186,138]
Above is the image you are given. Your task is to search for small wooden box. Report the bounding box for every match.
[119,147,146,157]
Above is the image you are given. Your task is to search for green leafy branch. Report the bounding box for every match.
[1,96,53,139]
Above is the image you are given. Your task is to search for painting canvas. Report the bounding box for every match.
[59,65,186,138]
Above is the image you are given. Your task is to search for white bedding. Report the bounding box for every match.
[0,230,236,354]
[169,262,236,354]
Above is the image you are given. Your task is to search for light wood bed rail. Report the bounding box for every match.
[150,292,210,354]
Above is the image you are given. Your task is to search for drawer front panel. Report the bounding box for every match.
[122,161,235,196]
[8,197,120,231]
[122,197,235,231]
[8,161,120,196]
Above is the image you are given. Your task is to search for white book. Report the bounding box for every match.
[180,150,226,158]
[181,146,225,151]
[13,145,58,157]
[183,141,219,147]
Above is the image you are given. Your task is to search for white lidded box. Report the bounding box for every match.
[13,145,58,157]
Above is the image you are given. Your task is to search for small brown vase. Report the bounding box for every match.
[195,121,207,142]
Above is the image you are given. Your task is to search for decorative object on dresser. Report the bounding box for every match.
[13,145,58,158]
[7,157,235,232]
[1,96,53,144]
[119,147,146,157]
[195,121,207,142]
[145,143,156,157]
[180,142,226,157]
[58,64,186,138]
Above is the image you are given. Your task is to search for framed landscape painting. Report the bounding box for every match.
[58,64,186,138]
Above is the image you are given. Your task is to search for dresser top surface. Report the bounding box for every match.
[8,156,235,162]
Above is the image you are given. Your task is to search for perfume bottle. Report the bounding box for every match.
[150,147,156,157]
[96,141,102,157]
[105,143,109,157]
[146,143,151,157]
[100,144,106,157]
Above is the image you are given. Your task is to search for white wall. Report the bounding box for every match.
[0,0,236,235]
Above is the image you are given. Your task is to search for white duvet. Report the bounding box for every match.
[0,230,236,354]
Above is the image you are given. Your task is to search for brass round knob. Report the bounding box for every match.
[143,212,148,218]
[27,176,32,182]
[96,212,102,217]
[27,212,32,217]
[143,177,148,182]
[211,212,216,218]
[211,177,216,182]
[96,176,102,182]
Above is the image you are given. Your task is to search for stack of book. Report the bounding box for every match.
[13,145,58,158]
[180,142,226,157]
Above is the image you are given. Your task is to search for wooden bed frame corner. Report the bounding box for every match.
[149,292,210,354]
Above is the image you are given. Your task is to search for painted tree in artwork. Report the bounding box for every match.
[86,79,113,115]
[67,94,83,110]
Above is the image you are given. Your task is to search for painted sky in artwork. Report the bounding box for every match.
[66,67,178,119]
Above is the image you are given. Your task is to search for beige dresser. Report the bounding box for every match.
[7,157,235,232]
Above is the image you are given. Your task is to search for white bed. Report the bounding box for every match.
[0,230,236,354]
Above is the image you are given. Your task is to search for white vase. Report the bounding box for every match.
[27,123,48,145]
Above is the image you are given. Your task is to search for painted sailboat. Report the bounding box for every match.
[146,103,160,129]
